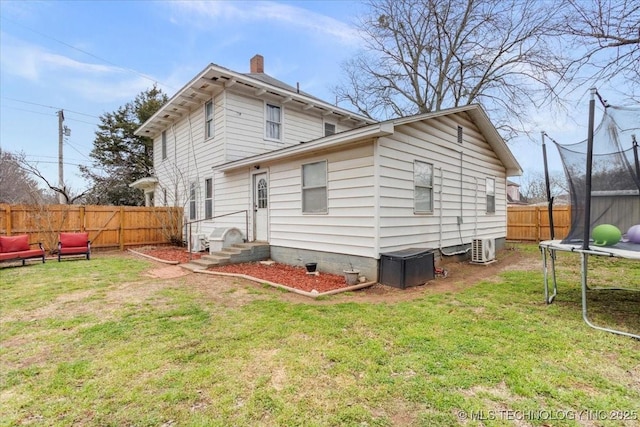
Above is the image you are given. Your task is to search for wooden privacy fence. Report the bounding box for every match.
[507,205,571,242]
[0,204,183,253]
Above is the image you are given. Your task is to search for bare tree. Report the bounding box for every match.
[15,155,87,204]
[0,149,55,204]
[561,0,639,99]
[519,170,569,204]
[335,0,568,139]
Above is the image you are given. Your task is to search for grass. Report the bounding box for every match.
[1,245,639,426]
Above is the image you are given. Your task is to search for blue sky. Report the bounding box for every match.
[0,0,623,193]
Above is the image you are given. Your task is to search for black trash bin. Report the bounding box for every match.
[379,248,434,289]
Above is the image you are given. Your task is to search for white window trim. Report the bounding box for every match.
[161,130,167,160]
[204,178,213,219]
[205,100,214,140]
[189,182,197,220]
[264,102,283,142]
[486,177,496,214]
[301,160,328,214]
[414,160,434,214]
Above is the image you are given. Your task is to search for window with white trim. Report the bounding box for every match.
[204,178,213,219]
[486,177,496,213]
[205,100,214,139]
[161,130,167,159]
[265,103,282,140]
[189,182,196,220]
[302,161,327,213]
[414,160,433,213]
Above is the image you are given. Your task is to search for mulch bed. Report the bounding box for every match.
[134,246,351,292]
[208,262,350,293]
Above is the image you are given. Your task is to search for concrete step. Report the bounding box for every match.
[180,243,270,271]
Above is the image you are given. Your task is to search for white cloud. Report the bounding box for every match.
[0,34,123,81]
[167,0,360,46]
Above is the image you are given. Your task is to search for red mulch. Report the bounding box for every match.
[136,246,202,264]
[135,246,351,292]
[209,262,350,293]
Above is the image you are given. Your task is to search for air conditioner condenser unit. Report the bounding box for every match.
[471,238,496,264]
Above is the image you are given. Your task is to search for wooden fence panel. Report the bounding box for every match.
[507,206,571,242]
[0,204,183,253]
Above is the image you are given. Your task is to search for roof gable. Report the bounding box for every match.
[135,61,374,138]
[215,104,522,177]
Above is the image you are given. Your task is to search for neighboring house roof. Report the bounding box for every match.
[135,59,375,138]
[213,104,523,177]
[507,179,519,187]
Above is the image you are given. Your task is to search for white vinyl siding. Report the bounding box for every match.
[377,114,507,253]
[414,160,433,213]
[265,103,282,141]
[267,143,377,257]
[302,160,328,214]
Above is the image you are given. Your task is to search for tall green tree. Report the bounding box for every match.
[81,86,167,205]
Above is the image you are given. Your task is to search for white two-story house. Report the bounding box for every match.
[133,55,522,280]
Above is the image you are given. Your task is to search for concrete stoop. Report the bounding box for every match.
[180,243,270,271]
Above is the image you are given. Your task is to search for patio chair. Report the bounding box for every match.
[58,232,91,262]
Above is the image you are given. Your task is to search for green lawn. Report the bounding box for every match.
[1,245,638,426]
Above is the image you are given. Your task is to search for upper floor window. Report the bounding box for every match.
[205,178,213,219]
[324,122,336,136]
[414,160,433,213]
[266,103,282,141]
[302,160,327,214]
[161,130,167,160]
[205,100,214,139]
[486,177,496,213]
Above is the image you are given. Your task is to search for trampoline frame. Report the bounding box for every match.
[540,240,639,340]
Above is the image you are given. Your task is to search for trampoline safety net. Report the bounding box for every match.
[553,105,640,244]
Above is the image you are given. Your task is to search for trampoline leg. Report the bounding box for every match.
[542,246,557,304]
[580,251,640,340]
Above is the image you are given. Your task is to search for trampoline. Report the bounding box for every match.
[540,90,640,339]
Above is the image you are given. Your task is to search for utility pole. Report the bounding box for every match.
[58,110,65,204]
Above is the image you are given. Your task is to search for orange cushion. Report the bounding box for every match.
[0,235,30,252]
[60,232,89,248]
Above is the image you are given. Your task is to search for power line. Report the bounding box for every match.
[1,96,101,119]
[0,16,175,92]
[1,105,99,126]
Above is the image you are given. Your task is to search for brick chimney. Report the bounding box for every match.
[250,54,264,73]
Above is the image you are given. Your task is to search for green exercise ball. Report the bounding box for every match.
[592,224,622,246]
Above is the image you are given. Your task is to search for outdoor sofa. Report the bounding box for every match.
[0,234,46,266]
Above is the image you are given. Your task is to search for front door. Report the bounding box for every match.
[253,172,268,241]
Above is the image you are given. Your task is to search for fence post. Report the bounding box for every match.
[5,205,12,235]
[80,206,85,232]
[119,206,125,251]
